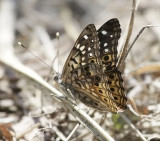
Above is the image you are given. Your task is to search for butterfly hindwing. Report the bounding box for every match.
[65,63,119,113]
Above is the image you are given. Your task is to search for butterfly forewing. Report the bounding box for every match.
[62,24,100,81]
[61,18,127,113]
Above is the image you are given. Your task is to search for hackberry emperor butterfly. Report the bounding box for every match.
[61,18,127,113]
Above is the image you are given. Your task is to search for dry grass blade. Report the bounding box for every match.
[65,123,80,141]
[130,63,160,76]
[117,0,136,69]
[124,25,160,63]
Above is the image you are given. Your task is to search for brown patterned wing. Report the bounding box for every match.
[97,18,127,112]
[64,63,121,113]
[61,22,124,113]
[98,18,121,70]
[62,24,100,81]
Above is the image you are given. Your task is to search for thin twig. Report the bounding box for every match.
[65,123,80,141]
[125,25,160,60]
[117,0,136,69]
[120,113,147,141]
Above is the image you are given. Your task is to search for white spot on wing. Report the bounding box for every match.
[84,35,88,39]
[76,44,80,49]
[80,46,85,51]
[110,35,113,38]
[82,57,85,60]
[89,53,93,57]
[88,47,91,51]
[82,51,86,54]
[102,30,107,35]
[104,43,108,47]
[104,49,108,53]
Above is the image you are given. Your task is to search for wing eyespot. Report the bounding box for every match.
[114,96,118,100]
[110,88,114,91]
[103,55,109,61]
[95,76,101,82]
[90,60,95,63]
[108,80,112,84]
[94,82,99,86]
[104,98,107,102]
[109,74,114,79]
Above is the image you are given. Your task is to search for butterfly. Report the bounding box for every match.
[61,18,127,114]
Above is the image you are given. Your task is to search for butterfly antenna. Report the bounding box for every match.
[18,42,52,69]
[56,32,60,74]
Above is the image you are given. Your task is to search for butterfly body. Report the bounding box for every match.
[61,19,127,113]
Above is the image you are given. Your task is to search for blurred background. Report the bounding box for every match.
[0,0,160,140]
